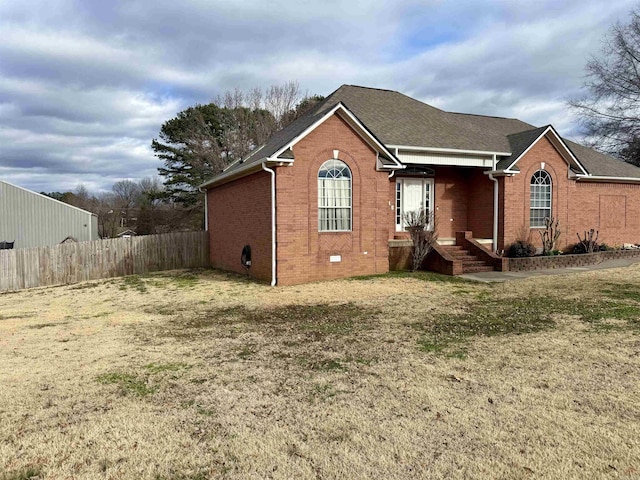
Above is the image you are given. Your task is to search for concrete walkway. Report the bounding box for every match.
[460,257,640,283]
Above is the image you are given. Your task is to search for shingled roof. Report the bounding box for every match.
[314,85,534,152]
[204,84,640,184]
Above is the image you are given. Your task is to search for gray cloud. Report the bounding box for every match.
[0,0,637,193]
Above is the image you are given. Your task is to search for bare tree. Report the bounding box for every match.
[112,180,141,229]
[403,209,438,271]
[570,8,640,165]
[94,192,119,238]
[69,184,93,211]
[138,176,163,200]
[136,177,165,235]
[265,81,302,128]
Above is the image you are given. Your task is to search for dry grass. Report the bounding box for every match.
[1,267,640,479]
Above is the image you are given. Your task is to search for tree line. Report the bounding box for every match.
[43,177,185,239]
[46,82,324,237]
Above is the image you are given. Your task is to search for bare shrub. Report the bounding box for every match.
[539,217,561,255]
[403,209,438,271]
[577,229,600,253]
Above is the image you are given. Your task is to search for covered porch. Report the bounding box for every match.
[387,145,507,274]
[390,164,497,249]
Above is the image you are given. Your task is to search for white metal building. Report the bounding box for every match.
[0,180,99,249]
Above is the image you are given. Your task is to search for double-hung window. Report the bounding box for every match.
[318,159,352,231]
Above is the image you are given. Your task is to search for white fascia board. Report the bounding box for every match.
[271,102,402,169]
[0,180,97,217]
[503,126,589,176]
[575,174,640,184]
[389,144,511,157]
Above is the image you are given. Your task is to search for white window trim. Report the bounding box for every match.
[530,170,552,228]
[318,160,353,232]
[395,177,435,232]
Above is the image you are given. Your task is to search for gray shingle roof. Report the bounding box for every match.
[315,85,534,152]
[205,84,640,184]
[563,140,640,178]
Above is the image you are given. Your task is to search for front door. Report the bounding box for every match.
[396,178,434,232]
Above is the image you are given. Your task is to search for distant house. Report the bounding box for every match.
[201,85,640,285]
[0,180,99,249]
[117,229,137,238]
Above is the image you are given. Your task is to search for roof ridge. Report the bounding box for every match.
[344,84,400,93]
[448,111,523,121]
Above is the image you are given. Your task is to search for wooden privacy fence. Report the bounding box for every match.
[0,231,210,292]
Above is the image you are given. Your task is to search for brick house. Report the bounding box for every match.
[201,85,640,285]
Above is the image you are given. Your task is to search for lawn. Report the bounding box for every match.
[1,266,639,479]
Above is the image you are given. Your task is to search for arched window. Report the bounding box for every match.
[318,159,352,231]
[530,170,552,227]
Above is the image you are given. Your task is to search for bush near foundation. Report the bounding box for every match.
[506,240,536,258]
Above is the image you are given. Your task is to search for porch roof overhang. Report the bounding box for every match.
[392,145,501,169]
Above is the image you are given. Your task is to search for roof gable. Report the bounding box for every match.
[497,126,588,175]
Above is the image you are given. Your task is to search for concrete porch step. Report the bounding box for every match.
[442,247,469,255]
[447,250,472,257]
[461,260,489,267]
[462,265,495,273]
[455,255,479,262]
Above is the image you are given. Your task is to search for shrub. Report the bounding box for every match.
[563,243,583,254]
[506,240,536,258]
[566,242,610,254]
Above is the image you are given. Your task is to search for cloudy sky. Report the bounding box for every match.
[0,0,637,193]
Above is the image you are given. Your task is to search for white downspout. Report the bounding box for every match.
[199,187,208,231]
[262,163,277,286]
[488,154,499,253]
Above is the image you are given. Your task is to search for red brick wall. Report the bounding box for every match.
[500,135,640,251]
[466,168,494,239]
[567,182,640,247]
[206,170,272,282]
[275,114,392,285]
[432,167,470,238]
